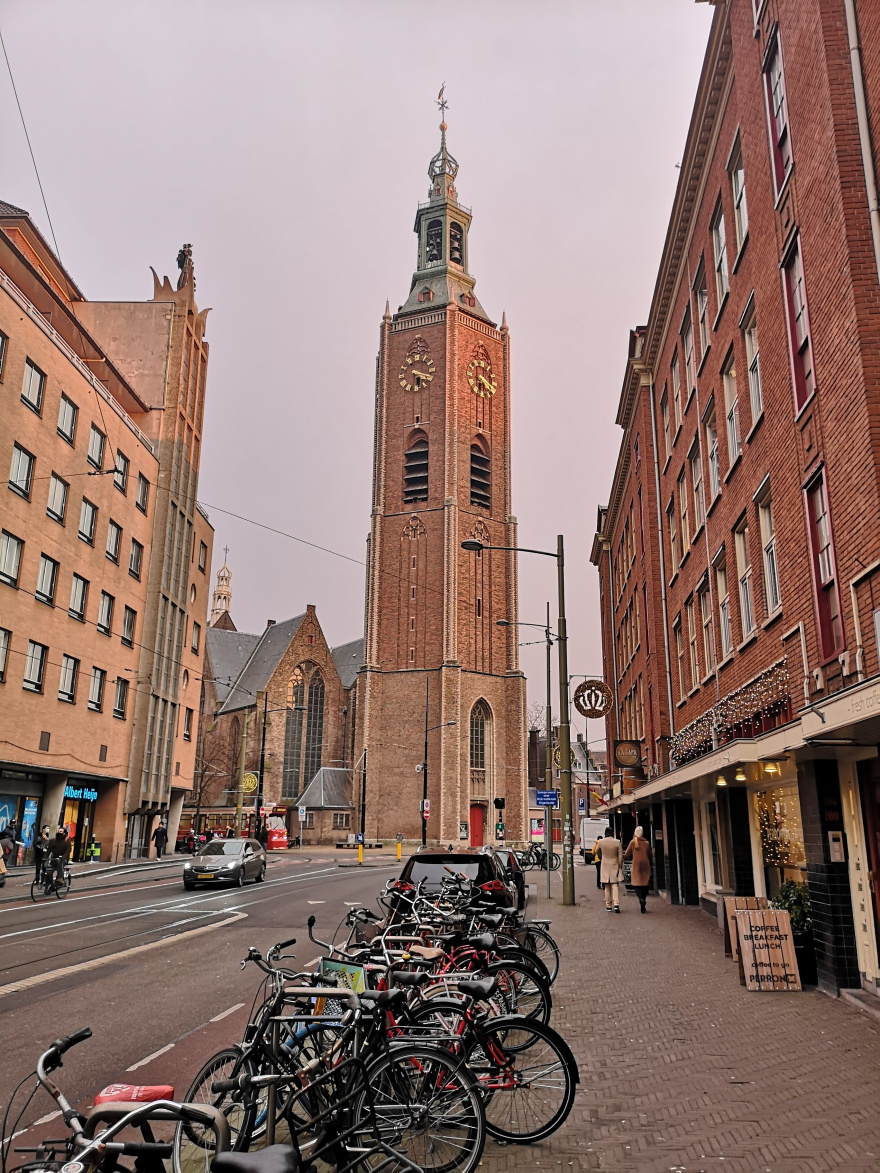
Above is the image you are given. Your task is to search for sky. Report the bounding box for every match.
[0,0,713,740]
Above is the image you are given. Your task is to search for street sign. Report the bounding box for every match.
[577,797,586,815]
[298,806,306,822]
[495,822,504,840]
[242,772,259,794]
[459,822,469,840]
[355,833,365,845]
[396,832,404,843]
[536,789,559,807]
[422,799,430,819]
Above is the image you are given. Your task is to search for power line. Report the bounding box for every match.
[0,20,61,259]
[199,502,365,568]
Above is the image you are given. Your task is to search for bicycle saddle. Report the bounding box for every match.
[359,988,406,1009]
[456,977,498,1001]
[476,912,504,929]
[467,932,496,950]
[390,969,429,988]
[212,1145,299,1173]
[434,931,463,946]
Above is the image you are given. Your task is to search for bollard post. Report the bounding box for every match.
[397,841,402,862]
[358,843,363,864]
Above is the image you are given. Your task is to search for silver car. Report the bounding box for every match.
[183,838,266,889]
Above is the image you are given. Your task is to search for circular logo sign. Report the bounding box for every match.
[553,746,576,769]
[614,742,641,768]
[242,772,259,794]
[573,679,613,719]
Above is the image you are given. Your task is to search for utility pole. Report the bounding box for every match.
[236,709,249,836]
[359,749,367,865]
[555,534,575,905]
[544,601,553,901]
[421,675,429,847]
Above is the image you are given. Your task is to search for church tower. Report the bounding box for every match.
[209,551,235,630]
[355,106,527,846]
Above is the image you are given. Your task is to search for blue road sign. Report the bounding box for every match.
[578,797,586,815]
[355,833,365,844]
[536,790,559,807]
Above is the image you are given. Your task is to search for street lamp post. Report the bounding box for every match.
[419,675,457,846]
[464,534,576,905]
[498,604,555,899]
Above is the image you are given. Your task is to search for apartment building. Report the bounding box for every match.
[592,0,880,998]
[0,203,212,859]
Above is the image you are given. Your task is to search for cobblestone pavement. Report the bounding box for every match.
[481,866,880,1173]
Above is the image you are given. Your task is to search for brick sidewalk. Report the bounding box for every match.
[482,867,880,1172]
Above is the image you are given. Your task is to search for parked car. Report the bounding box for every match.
[183,838,266,889]
[391,848,517,910]
[492,846,526,910]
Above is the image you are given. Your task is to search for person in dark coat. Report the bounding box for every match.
[33,825,52,880]
[151,821,168,858]
[0,823,15,869]
[47,828,70,887]
[624,826,654,913]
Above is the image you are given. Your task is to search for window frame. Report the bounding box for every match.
[113,451,129,494]
[69,573,89,622]
[122,605,136,648]
[667,499,678,573]
[113,676,129,720]
[742,298,762,421]
[805,469,844,662]
[678,469,689,555]
[671,352,683,429]
[681,309,697,399]
[106,519,122,564]
[58,654,80,704]
[88,425,105,469]
[21,358,45,414]
[699,582,716,673]
[782,236,815,412]
[695,262,709,360]
[0,331,7,380]
[686,598,699,690]
[690,444,705,530]
[136,473,149,514]
[729,138,749,252]
[47,473,69,524]
[23,640,48,693]
[757,491,781,616]
[57,394,78,444]
[712,200,730,306]
[0,627,9,682]
[9,443,35,500]
[129,538,144,580]
[716,558,733,658]
[97,590,115,636]
[660,388,671,460]
[735,520,755,639]
[88,666,106,712]
[705,407,720,500]
[0,530,24,587]
[763,30,793,195]
[198,540,207,573]
[674,619,686,701]
[722,350,741,465]
[79,498,98,545]
[36,554,59,605]
[191,621,201,654]
[183,706,193,740]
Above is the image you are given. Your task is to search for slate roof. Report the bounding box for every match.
[206,628,261,706]
[330,638,363,690]
[219,614,306,714]
[298,767,352,810]
[0,200,29,217]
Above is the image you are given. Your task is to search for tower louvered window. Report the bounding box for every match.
[404,436,429,504]
[426,220,442,263]
[470,443,490,510]
[450,222,464,266]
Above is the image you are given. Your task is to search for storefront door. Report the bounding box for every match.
[63,784,97,862]
[859,769,880,951]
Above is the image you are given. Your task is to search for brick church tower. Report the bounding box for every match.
[356,111,527,846]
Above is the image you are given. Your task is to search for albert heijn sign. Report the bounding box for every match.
[64,783,98,803]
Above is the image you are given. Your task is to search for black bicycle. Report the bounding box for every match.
[30,857,72,901]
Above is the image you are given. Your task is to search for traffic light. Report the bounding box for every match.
[493,797,506,810]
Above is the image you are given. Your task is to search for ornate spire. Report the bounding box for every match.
[209,548,234,628]
[428,84,458,203]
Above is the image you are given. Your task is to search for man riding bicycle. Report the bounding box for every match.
[46,827,70,890]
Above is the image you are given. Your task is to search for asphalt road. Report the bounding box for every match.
[0,851,401,1142]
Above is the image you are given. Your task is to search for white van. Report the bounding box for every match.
[579,817,610,861]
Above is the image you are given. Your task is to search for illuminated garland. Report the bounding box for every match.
[670,658,789,765]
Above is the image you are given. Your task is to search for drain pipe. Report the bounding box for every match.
[844,0,880,282]
[647,372,676,742]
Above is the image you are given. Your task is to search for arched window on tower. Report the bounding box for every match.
[404,433,429,504]
[470,700,492,798]
[426,220,443,263]
[304,672,325,786]
[450,222,464,266]
[470,440,491,510]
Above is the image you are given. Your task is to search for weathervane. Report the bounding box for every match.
[436,82,447,119]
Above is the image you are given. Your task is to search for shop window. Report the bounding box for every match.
[755,783,805,898]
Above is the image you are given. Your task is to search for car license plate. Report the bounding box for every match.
[197,873,213,880]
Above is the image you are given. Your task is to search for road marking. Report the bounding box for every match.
[32,1110,62,1126]
[210,1002,246,1022]
[127,1042,175,1071]
[307,900,325,904]
[0,911,247,999]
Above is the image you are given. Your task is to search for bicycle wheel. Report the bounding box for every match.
[485,960,551,1026]
[464,1016,577,1143]
[354,1044,485,1173]
[522,925,560,985]
[30,877,47,902]
[173,1047,259,1172]
[54,871,70,898]
[550,853,561,871]
[495,946,552,991]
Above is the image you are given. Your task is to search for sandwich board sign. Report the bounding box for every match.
[735,908,801,991]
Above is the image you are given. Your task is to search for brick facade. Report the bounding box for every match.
[592,0,880,996]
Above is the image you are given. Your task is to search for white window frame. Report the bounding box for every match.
[69,573,89,622]
[730,143,749,250]
[36,554,58,605]
[660,389,671,460]
[88,666,106,712]
[674,621,686,701]
[716,560,733,658]
[735,522,755,638]
[671,356,682,429]
[712,201,729,304]
[98,590,114,636]
[758,495,781,615]
[722,353,741,465]
[695,265,709,358]
[113,676,129,719]
[686,599,699,689]
[0,531,23,586]
[678,470,689,552]
[191,621,201,654]
[122,606,136,648]
[106,520,122,563]
[57,394,78,443]
[21,358,45,413]
[706,411,720,499]
[667,501,678,571]
[9,444,35,499]
[765,35,792,193]
[682,311,697,397]
[59,655,79,703]
[79,498,97,544]
[700,585,715,673]
[743,303,762,420]
[47,474,68,523]
[690,446,705,530]
[23,640,47,692]
[88,425,105,469]
[129,538,143,580]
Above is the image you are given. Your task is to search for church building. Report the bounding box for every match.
[355,110,528,846]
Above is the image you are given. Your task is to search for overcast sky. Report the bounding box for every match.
[1,0,713,739]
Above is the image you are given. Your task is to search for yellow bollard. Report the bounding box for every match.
[358,843,363,865]
[397,841,402,862]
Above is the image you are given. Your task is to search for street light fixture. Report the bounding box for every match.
[463,534,576,906]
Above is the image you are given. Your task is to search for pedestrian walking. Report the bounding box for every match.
[624,826,654,913]
[257,823,269,850]
[225,825,235,839]
[33,824,52,880]
[151,820,168,858]
[595,827,623,913]
[591,835,603,889]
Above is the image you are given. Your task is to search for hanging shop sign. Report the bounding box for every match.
[552,746,576,770]
[613,741,642,770]
[573,679,613,719]
[242,773,259,795]
[735,909,801,991]
[64,785,98,803]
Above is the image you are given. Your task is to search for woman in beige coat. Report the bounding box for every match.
[595,828,624,913]
[624,826,653,913]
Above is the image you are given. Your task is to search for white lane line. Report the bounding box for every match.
[127,1042,175,1071]
[0,911,247,999]
[209,1002,246,1022]
[32,1110,62,1126]
[307,900,325,905]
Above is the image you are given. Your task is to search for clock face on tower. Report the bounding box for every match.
[467,355,497,398]
[399,350,435,392]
